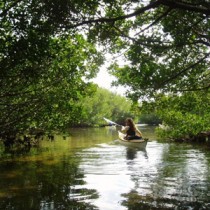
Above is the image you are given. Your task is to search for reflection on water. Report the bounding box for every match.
[0,126,210,210]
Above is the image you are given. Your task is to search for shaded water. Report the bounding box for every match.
[0,126,210,210]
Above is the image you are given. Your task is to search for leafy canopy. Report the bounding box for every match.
[0,0,104,138]
[1,0,210,140]
[101,0,210,99]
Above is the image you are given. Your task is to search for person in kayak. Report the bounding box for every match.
[121,118,143,140]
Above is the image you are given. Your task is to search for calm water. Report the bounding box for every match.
[0,126,210,210]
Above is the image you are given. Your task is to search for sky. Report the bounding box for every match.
[91,52,128,96]
[92,65,127,96]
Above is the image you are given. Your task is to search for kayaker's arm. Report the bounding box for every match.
[121,126,129,134]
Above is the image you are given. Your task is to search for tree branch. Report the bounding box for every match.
[67,1,161,28]
[195,39,210,47]
[160,53,210,88]
[158,0,210,15]
[174,84,210,92]
[135,7,173,35]
[67,0,210,30]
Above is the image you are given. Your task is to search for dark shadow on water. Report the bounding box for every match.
[126,147,148,160]
[0,154,99,210]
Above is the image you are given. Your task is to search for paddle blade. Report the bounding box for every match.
[103,117,118,126]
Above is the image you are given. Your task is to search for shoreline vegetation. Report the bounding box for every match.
[157,124,210,144]
[1,123,210,154]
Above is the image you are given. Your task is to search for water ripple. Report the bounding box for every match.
[76,141,210,209]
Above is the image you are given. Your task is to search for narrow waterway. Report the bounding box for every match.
[0,126,209,210]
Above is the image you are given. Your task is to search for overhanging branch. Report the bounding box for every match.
[135,7,173,35]
[67,1,161,28]
[173,84,210,92]
[158,0,210,15]
[160,53,210,87]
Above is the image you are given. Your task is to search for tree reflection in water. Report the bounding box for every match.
[0,154,99,210]
[125,147,148,160]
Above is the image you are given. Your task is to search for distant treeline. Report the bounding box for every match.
[68,87,136,127]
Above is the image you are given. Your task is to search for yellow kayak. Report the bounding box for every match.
[118,131,148,148]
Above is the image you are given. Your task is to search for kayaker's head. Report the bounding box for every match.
[125,118,135,130]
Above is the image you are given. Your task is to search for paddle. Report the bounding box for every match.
[103,117,122,126]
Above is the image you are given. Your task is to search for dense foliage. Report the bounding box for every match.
[138,113,161,125]
[70,87,135,127]
[0,32,103,138]
[0,1,104,143]
[141,91,210,140]
[104,1,210,100]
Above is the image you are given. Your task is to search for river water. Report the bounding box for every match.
[0,126,210,210]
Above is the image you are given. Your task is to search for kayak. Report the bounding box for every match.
[118,131,148,148]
